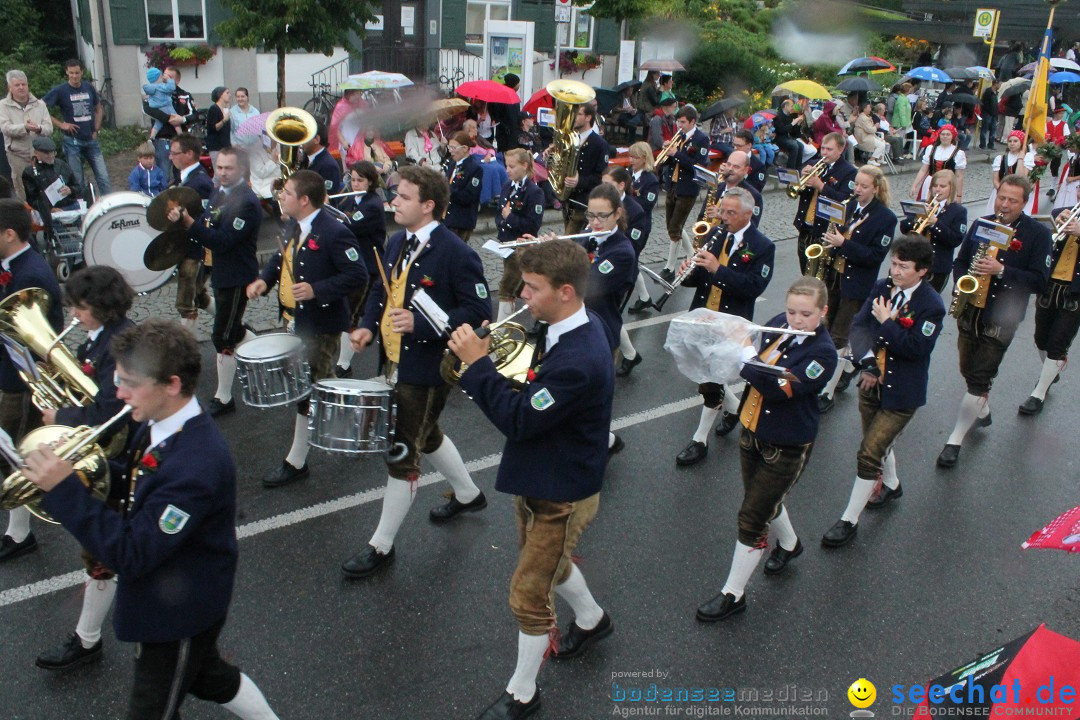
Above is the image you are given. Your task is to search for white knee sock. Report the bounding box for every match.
[425,436,480,504]
[634,273,649,302]
[1031,358,1065,401]
[505,631,549,703]
[215,353,237,404]
[618,328,637,361]
[882,449,899,490]
[720,541,764,601]
[336,331,355,370]
[769,505,798,552]
[206,296,217,316]
[680,233,693,257]
[369,477,416,553]
[75,576,117,647]
[608,432,617,449]
[284,412,310,468]
[4,506,30,543]
[554,564,604,630]
[665,241,680,270]
[840,477,878,525]
[497,301,517,322]
[222,673,280,720]
[721,383,743,415]
[181,316,197,331]
[692,406,720,444]
[1038,349,1048,363]
[821,351,850,400]
[946,393,986,446]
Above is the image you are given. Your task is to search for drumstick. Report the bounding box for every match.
[371,247,395,310]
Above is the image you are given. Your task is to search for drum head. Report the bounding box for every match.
[235,333,303,360]
[314,379,391,393]
[82,192,172,294]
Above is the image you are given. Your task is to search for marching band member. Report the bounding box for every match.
[334,160,388,377]
[557,102,611,236]
[444,131,485,243]
[170,147,261,417]
[1018,206,1080,415]
[695,150,763,228]
[821,236,945,548]
[898,170,967,293]
[495,148,545,322]
[626,142,660,315]
[793,132,855,276]
[937,175,1052,467]
[658,105,710,282]
[817,165,897,414]
[35,265,135,670]
[0,197,63,562]
[600,166,648,377]
[675,188,775,467]
[909,124,966,203]
[23,320,280,720]
[342,165,492,578]
[246,170,367,488]
[732,130,768,193]
[695,277,836,622]
[449,239,615,720]
[580,184,637,361]
[986,131,1034,215]
[169,133,215,331]
[304,122,343,196]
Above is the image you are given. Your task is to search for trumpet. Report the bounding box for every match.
[440,306,534,385]
[655,132,687,167]
[950,213,1006,319]
[499,230,610,249]
[912,195,945,235]
[787,157,828,199]
[1052,200,1080,250]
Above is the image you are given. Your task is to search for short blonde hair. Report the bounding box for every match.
[136,142,156,159]
[930,169,956,202]
[627,141,655,172]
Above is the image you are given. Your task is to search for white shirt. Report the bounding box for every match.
[725,224,748,255]
[297,208,321,243]
[2,244,31,270]
[87,326,103,343]
[403,220,440,256]
[178,162,200,184]
[546,303,589,352]
[579,127,595,144]
[308,147,326,163]
[739,328,806,366]
[149,396,202,451]
[992,152,1031,174]
[921,144,967,171]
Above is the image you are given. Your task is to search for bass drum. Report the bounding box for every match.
[81,192,173,294]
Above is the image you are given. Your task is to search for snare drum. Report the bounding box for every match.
[234,333,311,408]
[81,192,173,294]
[308,379,394,454]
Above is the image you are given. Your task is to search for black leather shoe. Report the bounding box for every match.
[341,545,395,579]
[335,365,353,378]
[937,444,961,468]
[675,441,707,466]
[35,634,103,671]
[658,268,676,282]
[429,491,487,522]
[477,689,541,720]
[835,368,857,393]
[817,394,835,414]
[608,435,625,456]
[1018,396,1044,415]
[714,412,739,437]
[866,482,903,509]
[975,412,992,428]
[0,533,38,562]
[763,538,804,575]
[627,298,654,314]
[551,612,613,659]
[615,352,643,377]
[207,398,235,417]
[261,461,309,488]
[821,519,858,547]
[695,592,746,622]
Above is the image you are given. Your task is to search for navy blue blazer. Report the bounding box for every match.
[668,128,711,197]
[583,230,637,349]
[0,247,63,392]
[952,213,1052,330]
[259,209,368,335]
[178,165,215,260]
[899,202,968,275]
[567,131,611,206]
[833,198,897,300]
[307,149,343,195]
[685,224,775,321]
[445,155,484,230]
[793,159,857,235]
[496,179,545,242]
[739,314,837,446]
[188,184,261,289]
[41,411,239,643]
[337,191,387,282]
[849,279,946,410]
[459,310,614,502]
[745,154,768,193]
[360,224,492,386]
[632,171,660,216]
[697,181,763,228]
[623,194,649,255]
[1048,207,1080,295]
[55,318,135,443]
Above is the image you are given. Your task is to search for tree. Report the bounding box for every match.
[217,0,377,109]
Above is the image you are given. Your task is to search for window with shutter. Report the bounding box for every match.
[109,0,149,44]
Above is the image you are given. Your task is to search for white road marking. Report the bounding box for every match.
[0,396,701,608]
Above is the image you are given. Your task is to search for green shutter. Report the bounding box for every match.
[77,0,94,40]
[109,0,148,44]
[514,0,554,52]
[593,16,619,55]
[205,0,231,45]
[442,0,466,50]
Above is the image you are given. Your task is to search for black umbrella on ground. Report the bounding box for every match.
[700,97,746,121]
[836,76,881,93]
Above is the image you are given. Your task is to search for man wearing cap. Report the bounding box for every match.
[649,97,678,153]
[0,69,52,200]
[22,137,81,220]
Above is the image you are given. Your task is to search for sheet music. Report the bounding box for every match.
[0,426,22,469]
[44,177,67,206]
[411,288,451,336]
[0,335,40,381]
[482,239,516,259]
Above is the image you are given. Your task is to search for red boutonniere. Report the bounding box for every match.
[1009,239,1023,251]
[80,361,95,378]
[139,450,161,472]
[897,314,915,329]
[306,236,320,251]
[421,275,435,287]
[0,271,11,287]
[527,368,537,382]
[739,249,755,264]
[588,253,595,263]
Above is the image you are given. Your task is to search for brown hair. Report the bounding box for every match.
[588,183,626,232]
[891,235,935,271]
[397,164,449,219]
[287,169,328,208]
[787,276,828,309]
[348,160,383,189]
[518,239,590,298]
[450,131,475,147]
[64,266,135,326]
[821,132,846,151]
[136,142,155,158]
[216,146,249,178]
[1000,173,1032,201]
[171,133,202,158]
[111,318,201,396]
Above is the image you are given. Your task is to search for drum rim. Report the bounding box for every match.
[235,333,304,361]
[81,192,172,294]
[313,378,392,392]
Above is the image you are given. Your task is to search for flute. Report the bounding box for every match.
[499,230,611,249]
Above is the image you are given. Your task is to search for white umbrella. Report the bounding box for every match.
[1051,58,1080,72]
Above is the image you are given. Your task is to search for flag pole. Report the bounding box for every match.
[1022,2,1058,145]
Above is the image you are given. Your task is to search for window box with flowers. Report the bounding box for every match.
[145,43,217,76]
[554,51,602,78]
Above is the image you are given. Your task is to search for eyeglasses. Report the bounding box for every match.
[585,211,616,221]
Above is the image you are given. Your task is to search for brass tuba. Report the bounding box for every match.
[0,289,98,411]
[545,80,596,201]
[265,107,318,183]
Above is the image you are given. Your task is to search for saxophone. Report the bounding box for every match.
[544,79,596,201]
[804,197,855,281]
[950,213,1006,319]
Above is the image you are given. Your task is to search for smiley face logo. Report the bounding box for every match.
[848,678,876,708]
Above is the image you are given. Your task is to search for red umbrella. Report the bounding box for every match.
[743,111,775,129]
[522,88,554,116]
[455,80,521,104]
[1022,505,1080,553]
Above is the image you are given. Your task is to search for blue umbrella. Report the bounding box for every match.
[1049,71,1080,84]
[905,66,952,83]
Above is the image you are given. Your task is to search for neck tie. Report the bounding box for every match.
[396,234,419,278]
[891,290,905,316]
[530,322,549,370]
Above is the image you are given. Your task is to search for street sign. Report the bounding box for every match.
[973,8,997,38]
[555,0,571,23]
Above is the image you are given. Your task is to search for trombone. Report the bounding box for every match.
[786,157,828,199]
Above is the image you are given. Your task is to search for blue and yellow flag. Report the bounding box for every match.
[1024,24,1053,145]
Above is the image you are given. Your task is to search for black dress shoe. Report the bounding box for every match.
[817,394,835,414]
[35,634,103,671]
[608,435,625,456]
[615,352,643,377]
[695,592,746,622]
[429,491,487,522]
[975,412,992,428]
[714,411,739,437]
[936,444,961,468]
[675,441,707,466]
[866,482,903,509]
[0,533,38,562]
[658,268,676,282]
[1018,396,1044,415]
[763,539,804,575]
[261,461,309,488]
[835,368,857,393]
[341,545,395,579]
[207,398,236,417]
[335,365,353,378]
[477,689,541,720]
[551,612,613,659]
[821,519,858,547]
[627,298,654,314]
